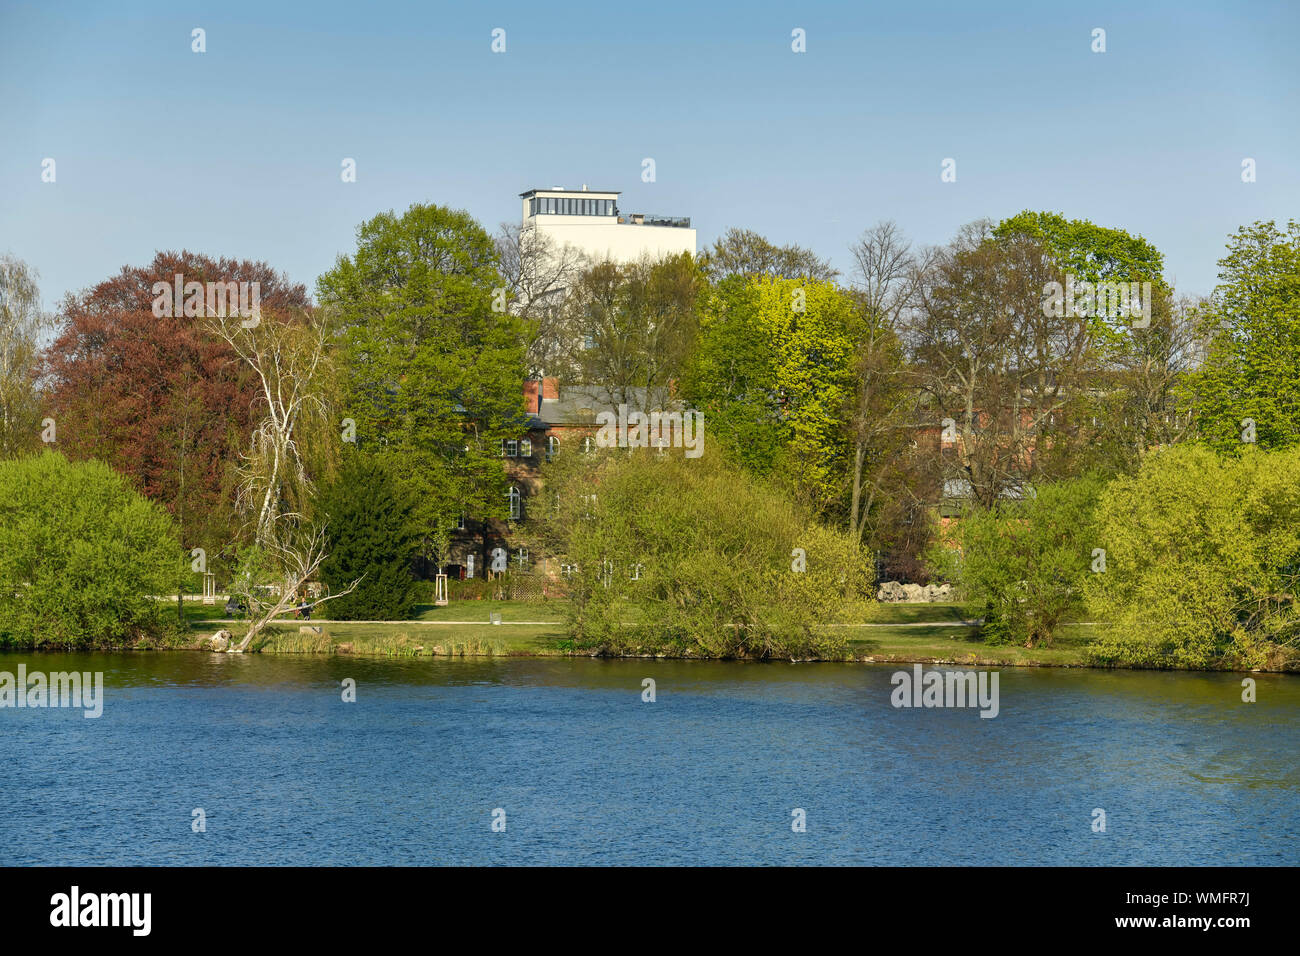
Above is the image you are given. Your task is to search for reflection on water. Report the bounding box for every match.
[1,652,1296,865]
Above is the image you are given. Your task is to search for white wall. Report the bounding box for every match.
[533,218,696,264]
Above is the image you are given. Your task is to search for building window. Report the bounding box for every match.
[502,438,518,457]
[546,436,559,460]
[508,486,521,520]
[456,513,466,531]
[520,438,532,458]
[581,435,596,453]
[515,547,529,570]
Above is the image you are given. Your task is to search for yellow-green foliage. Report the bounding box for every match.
[539,449,873,658]
[1086,444,1300,668]
[0,452,180,648]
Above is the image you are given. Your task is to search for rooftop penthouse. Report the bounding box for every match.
[519,186,696,263]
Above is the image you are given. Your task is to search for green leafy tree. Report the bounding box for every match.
[535,448,872,659]
[682,275,861,519]
[0,452,180,648]
[953,475,1105,647]
[1189,220,1300,452]
[317,456,420,620]
[1086,444,1300,668]
[680,276,784,475]
[317,203,529,564]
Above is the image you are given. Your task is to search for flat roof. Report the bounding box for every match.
[519,187,621,198]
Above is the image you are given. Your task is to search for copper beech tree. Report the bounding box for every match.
[43,252,310,572]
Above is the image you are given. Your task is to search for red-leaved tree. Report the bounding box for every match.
[42,251,310,594]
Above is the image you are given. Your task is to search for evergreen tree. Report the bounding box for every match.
[318,457,419,620]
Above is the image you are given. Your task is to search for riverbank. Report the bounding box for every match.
[6,600,1294,672]
[160,600,1295,672]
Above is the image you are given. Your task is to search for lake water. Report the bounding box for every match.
[1,653,1296,865]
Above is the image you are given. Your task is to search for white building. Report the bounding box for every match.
[520,186,696,264]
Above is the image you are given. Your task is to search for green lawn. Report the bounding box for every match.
[179,598,1097,665]
[183,598,569,656]
[845,622,1094,666]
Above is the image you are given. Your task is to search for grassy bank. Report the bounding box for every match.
[177,599,1114,667]
[26,599,1284,671]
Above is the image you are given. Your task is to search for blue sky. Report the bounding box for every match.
[2,0,1297,310]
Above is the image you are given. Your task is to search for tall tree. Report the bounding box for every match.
[496,220,587,378]
[317,203,529,565]
[906,221,1098,508]
[683,274,861,519]
[0,256,49,459]
[845,223,933,569]
[208,305,355,651]
[561,253,705,411]
[1190,220,1300,451]
[42,251,308,554]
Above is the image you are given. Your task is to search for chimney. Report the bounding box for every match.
[523,379,541,414]
[542,377,559,401]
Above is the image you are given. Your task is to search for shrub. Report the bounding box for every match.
[534,448,872,658]
[954,476,1105,648]
[0,452,180,648]
[1086,444,1300,668]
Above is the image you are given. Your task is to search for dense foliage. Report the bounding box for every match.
[1086,445,1300,668]
[947,476,1104,648]
[535,448,872,659]
[317,456,420,620]
[0,453,180,648]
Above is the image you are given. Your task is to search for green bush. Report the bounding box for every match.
[0,452,180,648]
[953,476,1105,648]
[1086,444,1300,668]
[534,448,872,659]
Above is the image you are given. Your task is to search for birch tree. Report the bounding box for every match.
[208,306,357,651]
[0,256,48,458]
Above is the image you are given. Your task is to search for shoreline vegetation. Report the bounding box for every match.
[7,601,1295,673]
[6,220,1300,676]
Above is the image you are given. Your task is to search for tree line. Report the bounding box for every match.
[0,208,1297,665]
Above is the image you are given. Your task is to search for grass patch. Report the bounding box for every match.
[847,622,1093,666]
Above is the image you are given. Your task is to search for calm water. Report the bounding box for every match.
[0,652,1296,865]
